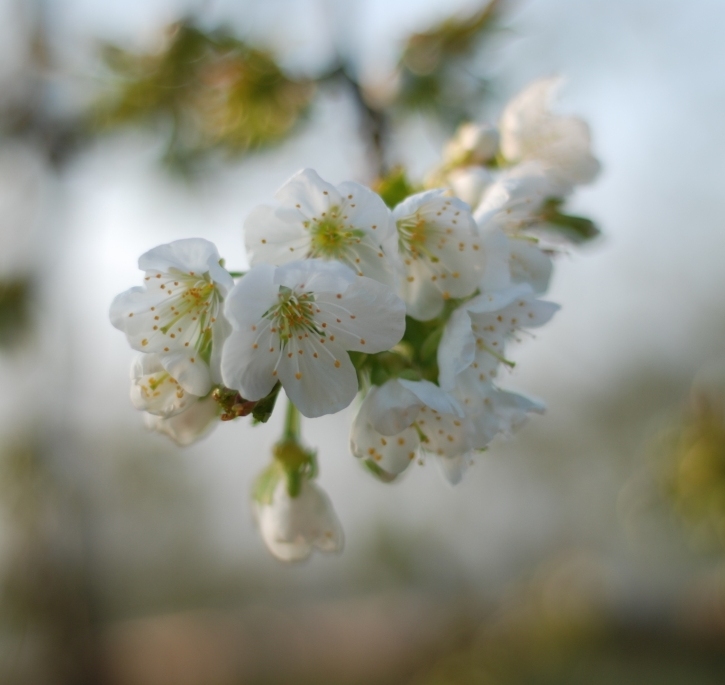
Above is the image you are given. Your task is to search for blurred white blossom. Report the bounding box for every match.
[254,479,343,562]
[499,77,600,186]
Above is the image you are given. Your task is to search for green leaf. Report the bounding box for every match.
[541,198,600,244]
[252,383,281,424]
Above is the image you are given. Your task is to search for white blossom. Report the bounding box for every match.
[254,479,344,562]
[473,164,559,294]
[393,190,483,321]
[350,376,538,485]
[350,379,464,478]
[500,77,600,186]
[221,259,406,419]
[130,353,200,417]
[436,373,545,483]
[110,238,233,397]
[438,284,559,391]
[473,162,564,230]
[443,122,500,167]
[446,166,493,210]
[143,394,220,446]
[244,168,397,286]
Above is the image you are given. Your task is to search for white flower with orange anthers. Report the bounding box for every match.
[436,372,545,483]
[393,190,483,321]
[437,284,559,392]
[110,238,233,396]
[244,168,397,286]
[254,479,344,563]
[349,379,465,479]
[221,259,406,419]
[130,353,200,417]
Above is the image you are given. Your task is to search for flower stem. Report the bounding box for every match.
[228,271,246,278]
[283,400,301,442]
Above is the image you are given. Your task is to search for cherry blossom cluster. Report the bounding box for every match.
[110,77,599,562]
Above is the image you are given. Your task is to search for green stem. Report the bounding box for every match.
[283,400,301,442]
[228,271,246,278]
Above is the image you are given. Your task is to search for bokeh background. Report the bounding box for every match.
[1,0,725,682]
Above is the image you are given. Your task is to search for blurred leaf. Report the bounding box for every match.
[0,277,32,349]
[541,198,601,244]
[94,21,315,169]
[373,167,421,208]
[657,385,725,553]
[396,1,504,124]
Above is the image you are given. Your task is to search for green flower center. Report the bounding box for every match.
[308,208,365,259]
[267,288,322,343]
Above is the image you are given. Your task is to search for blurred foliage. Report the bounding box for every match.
[396,1,504,125]
[0,278,33,349]
[411,553,725,685]
[373,167,422,209]
[541,197,601,244]
[94,21,314,170]
[655,378,725,553]
[0,441,102,684]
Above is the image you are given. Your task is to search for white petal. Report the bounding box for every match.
[277,337,357,419]
[337,181,396,244]
[138,238,233,294]
[364,380,423,436]
[143,395,219,446]
[350,388,420,476]
[244,204,311,266]
[436,453,469,485]
[160,350,212,397]
[438,308,476,390]
[275,168,342,217]
[416,406,472,459]
[500,77,600,186]
[256,479,344,562]
[465,284,534,315]
[398,379,463,417]
[221,264,281,399]
[478,228,513,292]
[314,276,406,354]
[275,258,355,294]
[508,239,553,293]
[221,322,279,401]
[399,261,447,321]
[395,191,483,319]
[130,353,198,417]
[447,166,493,208]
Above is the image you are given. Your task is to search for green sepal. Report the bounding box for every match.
[363,459,398,484]
[252,461,284,506]
[272,436,318,498]
[252,383,281,424]
[541,198,600,244]
[420,326,444,362]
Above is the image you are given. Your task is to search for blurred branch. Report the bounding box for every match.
[323,65,389,179]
